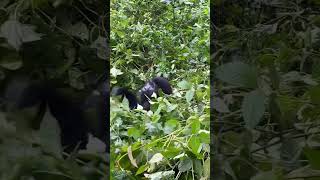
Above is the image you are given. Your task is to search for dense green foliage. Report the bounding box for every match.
[0,0,108,179]
[213,0,320,179]
[110,0,210,179]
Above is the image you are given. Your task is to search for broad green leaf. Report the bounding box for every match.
[162,147,181,159]
[164,119,180,134]
[193,159,203,177]
[110,67,123,77]
[127,127,141,139]
[188,136,201,155]
[190,119,200,134]
[199,131,210,144]
[215,62,258,88]
[212,97,230,113]
[0,19,43,50]
[178,158,193,172]
[136,164,148,175]
[177,80,192,89]
[122,96,130,110]
[242,90,266,129]
[39,108,62,158]
[68,68,85,90]
[66,22,89,40]
[90,36,108,59]
[84,134,106,153]
[186,88,195,103]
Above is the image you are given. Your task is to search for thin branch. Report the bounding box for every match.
[35,8,83,46]
[77,0,99,16]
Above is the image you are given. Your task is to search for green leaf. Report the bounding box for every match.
[188,136,201,155]
[162,147,181,159]
[127,127,141,139]
[0,19,43,50]
[199,131,210,144]
[186,88,195,103]
[66,22,89,41]
[39,108,62,158]
[178,158,193,172]
[110,67,123,77]
[90,36,108,60]
[242,90,266,129]
[164,119,180,134]
[190,119,200,134]
[136,164,148,175]
[193,159,203,177]
[84,134,106,153]
[215,62,258,88]
[177,80,192,89]
[68,68,85,90]
[212,97,230,113]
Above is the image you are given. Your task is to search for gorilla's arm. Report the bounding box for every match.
[152,77,172,95]
[111,87,138,109]
[46,87,90,152]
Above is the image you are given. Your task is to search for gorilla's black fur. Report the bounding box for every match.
[112,77,172,110]
[1,75,109,153]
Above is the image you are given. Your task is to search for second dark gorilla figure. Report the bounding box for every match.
[112,77,172,110]
[2,75,109,153]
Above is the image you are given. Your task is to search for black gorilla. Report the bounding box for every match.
[1,75,109,153]
[111,87,138,109]
[112,77,172,110]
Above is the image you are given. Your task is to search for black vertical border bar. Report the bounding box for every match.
[210,0,214,179]
[104,0,111,174]
[210,0,223,178]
